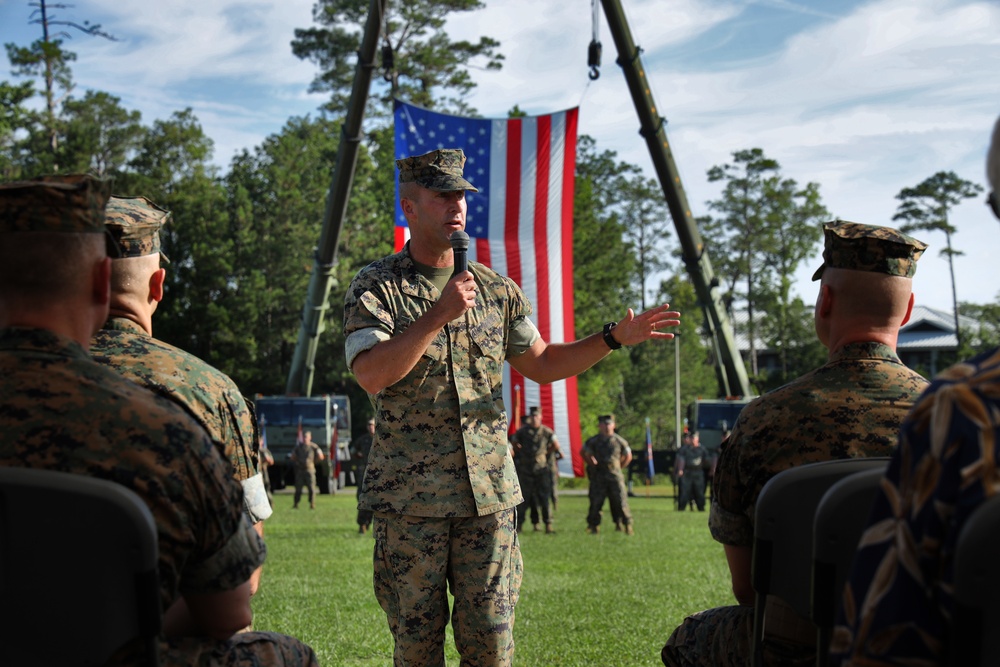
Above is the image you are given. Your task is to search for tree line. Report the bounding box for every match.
[3,0,995,450]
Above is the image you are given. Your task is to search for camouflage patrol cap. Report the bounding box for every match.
[0,174,110,234]
[529,406,541,416]
[396,148,479,192]
[104,195,171,263]
[598,414,615,424]
[811,220,927,281]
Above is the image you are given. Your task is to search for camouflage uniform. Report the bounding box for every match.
[290,436,324,509]
[90,195,270,524]
[663,220,929,667]
[344,241,529,665]
[344,147,534,664]
[830,347,1000,665]
[675,440,707,511]
[510,421,558,530]
[92,317,270,523]
[582,429,633,530]
[0,329,318,667]
[0,175,317,666]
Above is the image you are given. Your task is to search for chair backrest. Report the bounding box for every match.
[951,493,1000,667]
[811,466,885,667]
[751,457,890,667]
[0,467,162,667]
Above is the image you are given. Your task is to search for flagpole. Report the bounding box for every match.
[645,417,653,498]
[674,334,681,510]
[513,384,522,434]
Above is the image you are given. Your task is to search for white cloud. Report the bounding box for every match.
[76,0,319,87]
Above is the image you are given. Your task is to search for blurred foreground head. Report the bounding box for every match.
[987,116,1000,222]
[0,174,112,338]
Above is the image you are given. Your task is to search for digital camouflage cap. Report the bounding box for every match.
[811,220,927,281]
[396,148,479,192]
[598,414,615,424]
[104,195,171,263]
[0,174,110,234]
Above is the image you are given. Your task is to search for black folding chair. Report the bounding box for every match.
[811,467,885,667]
[951,493,1000,667]
[0,467,162,666]
[751,458,889,667]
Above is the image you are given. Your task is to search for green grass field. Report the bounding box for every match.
[252,486,733,666]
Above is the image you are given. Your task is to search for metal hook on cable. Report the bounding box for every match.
[588,40,602,80]
[381,42,393,82]
[588,0,602,80]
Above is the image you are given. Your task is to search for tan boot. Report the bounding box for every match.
[545,523,555,534]
[586,525,599,534]
[625,524,634,536]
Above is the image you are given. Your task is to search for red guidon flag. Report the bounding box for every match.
[394,101,583,476]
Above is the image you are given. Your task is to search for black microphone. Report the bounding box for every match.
[450,230,470,278]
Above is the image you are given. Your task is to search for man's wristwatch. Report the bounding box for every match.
[602,321,622,350]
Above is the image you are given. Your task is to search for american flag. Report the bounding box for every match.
[394,101,584,476]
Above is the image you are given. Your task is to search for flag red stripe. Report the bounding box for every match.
[504,119,525,422]
[534,116,554,429]
[394,225,408,253]
[561,109,583,474]
[475,237,491,267]
[504,119,523,287]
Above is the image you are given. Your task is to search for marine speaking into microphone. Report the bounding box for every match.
[450,230,469,277]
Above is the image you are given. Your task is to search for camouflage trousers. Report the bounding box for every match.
[293,470,317,506]
[373,509,523,667]
[587,470,632,528]
[155,631,318,666]
[661,605,814,667]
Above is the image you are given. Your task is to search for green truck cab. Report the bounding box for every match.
[255,394,351,493]
[688,397,752,459]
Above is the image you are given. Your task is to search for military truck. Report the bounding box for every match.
[255,394,351,493]
[688,397,752,458]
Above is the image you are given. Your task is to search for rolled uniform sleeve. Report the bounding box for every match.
[507,316,540,357]
[241,473,272,524]
[181,514,267,594]
[346,326,391,370]
[177,432,267,598]
[345,277,398,370]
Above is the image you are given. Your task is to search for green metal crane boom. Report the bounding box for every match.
[285,0,387,397]
[599,0,752,398]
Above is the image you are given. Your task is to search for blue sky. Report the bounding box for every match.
[2,0,998,312]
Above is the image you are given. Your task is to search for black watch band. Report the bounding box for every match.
[602,321,622,350]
